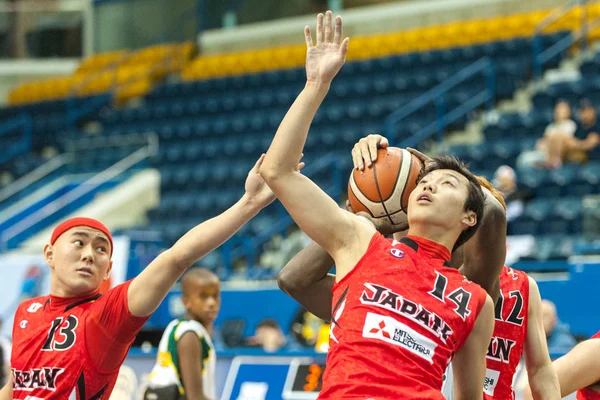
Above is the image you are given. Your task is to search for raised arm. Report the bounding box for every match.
[452,295,495,400]
[127,155,278,317]
[277,242,336,321]
[522,277,561,400]
[458,190,506,302]
[259,12,375,278]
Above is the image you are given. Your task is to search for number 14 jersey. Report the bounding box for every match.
[319,233,488,400]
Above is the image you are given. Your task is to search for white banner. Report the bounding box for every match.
[0,236,130,339]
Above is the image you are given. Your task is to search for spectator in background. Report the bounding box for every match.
[542,299,577,352]
[575,98,600,158]
[539,100,578,168]
[247,319,286,353]
[493,165,532,222]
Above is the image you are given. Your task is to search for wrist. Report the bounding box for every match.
[239,193,264,215]
[305,80,331,93]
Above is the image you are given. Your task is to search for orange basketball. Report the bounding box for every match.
[348,147,423,225]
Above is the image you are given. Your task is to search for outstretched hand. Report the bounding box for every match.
[245,154,305,209]
[304,11,349,86]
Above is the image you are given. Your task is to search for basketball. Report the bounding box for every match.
[348,147,423,225]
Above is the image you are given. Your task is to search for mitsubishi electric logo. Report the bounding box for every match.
[362,312,437,363]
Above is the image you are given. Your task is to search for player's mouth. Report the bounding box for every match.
[417,193,432,203]
[77,267,94,277]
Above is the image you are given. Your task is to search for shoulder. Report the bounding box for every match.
[16,295,48,314]
[175,320,207,340]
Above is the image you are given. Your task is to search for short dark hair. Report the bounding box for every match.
[257,318,281,330]
[419,156,485,251]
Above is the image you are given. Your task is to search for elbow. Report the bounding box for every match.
[277,267,301,296]
[258,163,281,184]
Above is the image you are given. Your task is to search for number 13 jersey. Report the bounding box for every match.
[10,280,149,400]
[319,233,488,400]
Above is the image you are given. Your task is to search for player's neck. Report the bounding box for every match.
[406,225,456,256]
[50,283,99,298]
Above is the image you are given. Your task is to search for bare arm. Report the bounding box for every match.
[458,191,506,302]
[259,12,375,279]
[551,338,600,397]
[178,332,211,400]
[127,156,277,317]
[452,295,495,400]
[0,376,12,400]
[278,242,336,321]
[524,277,561,399]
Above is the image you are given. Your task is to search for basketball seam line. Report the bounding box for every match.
[350,176,376,218]
[384,150,404,203]
[372,160,395,226]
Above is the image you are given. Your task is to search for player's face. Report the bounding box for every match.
[45,226,112,296]
[407,169,473,231]
[183,279,221,326]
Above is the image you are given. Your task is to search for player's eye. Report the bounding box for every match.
[443,180,455,186]
[96,246,107,253]
[74,240,84,246]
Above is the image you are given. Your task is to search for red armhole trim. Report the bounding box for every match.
[332,232,384,292]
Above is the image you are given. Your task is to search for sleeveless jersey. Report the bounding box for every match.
[577,331,600,400]
[148,318,216,398]
[11,280,148,400]
[319,233,488,400]
[484,266,530,400]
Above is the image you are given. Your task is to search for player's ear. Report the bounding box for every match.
[461,210,477,228]
[104,261,113,280]
[43,244,55,269]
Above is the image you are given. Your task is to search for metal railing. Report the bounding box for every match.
[384,57,496,148]
[533,0,600,78]
[0,133,158,251]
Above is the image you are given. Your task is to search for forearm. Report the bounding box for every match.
[128,195,262,316]
[528,364,561,400]
[261,83,329,176]
[169,195,261,267]
[0,377,12,400]
[278,242,335,321]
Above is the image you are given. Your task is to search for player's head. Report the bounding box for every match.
[476,176,507,211]
[554,99,571,122]
[181,268,221,327]
[408,156,484,250]
[44,217,113,297]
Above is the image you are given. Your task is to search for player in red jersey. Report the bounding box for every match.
[259,11,494,400]
[280,150,559,399]
[0,155,284,400]
[524,331,600,399]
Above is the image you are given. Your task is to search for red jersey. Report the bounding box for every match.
[319,233,488,400]
[577,331,600,400]
[483,266,530,400]
[11,280,149,399]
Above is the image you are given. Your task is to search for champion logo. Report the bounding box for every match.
[27,302,43,313]
[369,320,391,339]
[390,248,405,258]
[20,320,28,329]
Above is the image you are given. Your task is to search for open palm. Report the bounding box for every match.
[305,11,349,85]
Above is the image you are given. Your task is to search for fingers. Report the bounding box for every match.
[345,199,354,213]
[339,37,349,58]
[316,13,324,45]
[406,147,431,164]
[324,11,333,43]
[251,153,266,173]
[333,15,342,45]
[352,144,365,170]
[304,26,313,48]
